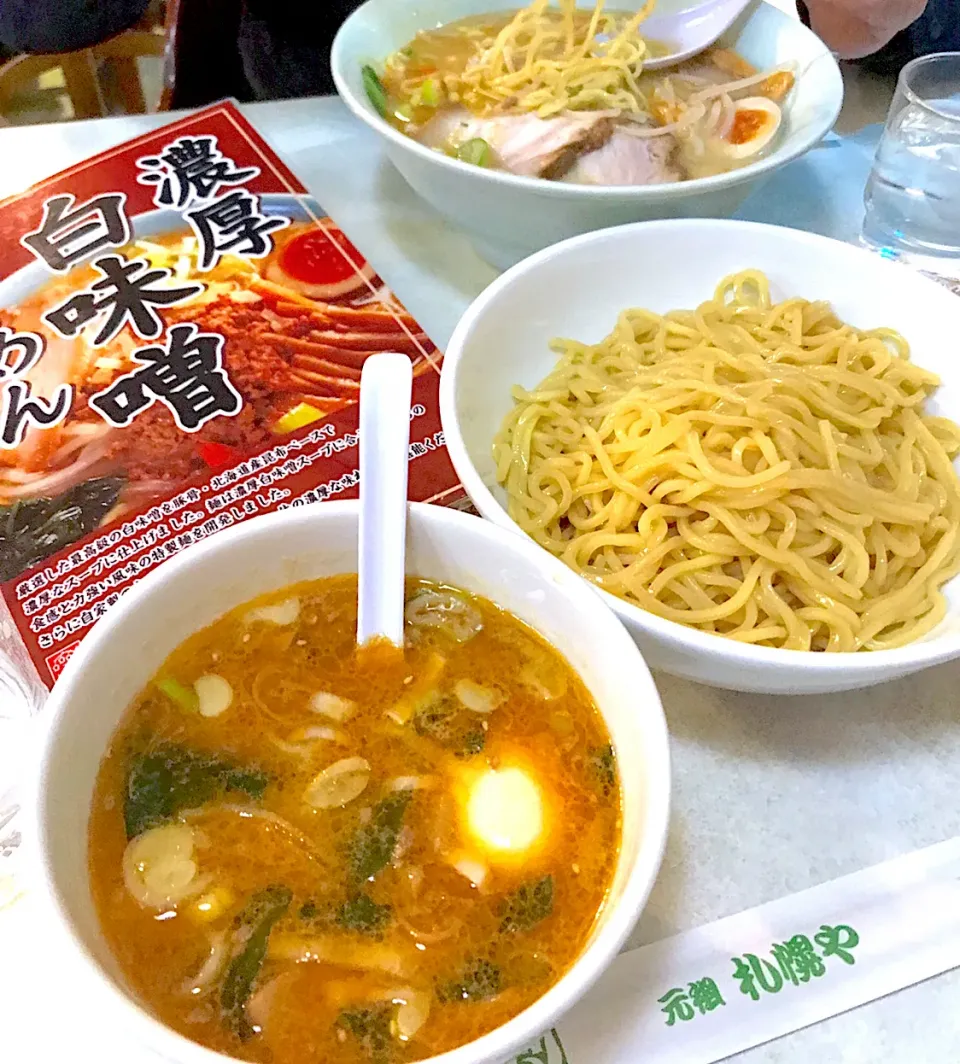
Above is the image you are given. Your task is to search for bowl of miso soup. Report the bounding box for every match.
[35,501,669,1064]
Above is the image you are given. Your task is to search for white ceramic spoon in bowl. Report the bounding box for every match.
[628,0,754,69]
[356,351,413,647]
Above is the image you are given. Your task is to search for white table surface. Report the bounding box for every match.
[1,82,958,1064]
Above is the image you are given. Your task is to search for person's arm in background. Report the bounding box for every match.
[800,0,928,58]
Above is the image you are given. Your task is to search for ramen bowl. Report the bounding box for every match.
[439,218,960,695]
[331,0,842,269]
[34,501,670,1064]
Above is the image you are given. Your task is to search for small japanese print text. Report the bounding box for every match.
[16,422,363,652]
[658,923,860,1026]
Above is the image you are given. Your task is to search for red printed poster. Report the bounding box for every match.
[0,101,466,690]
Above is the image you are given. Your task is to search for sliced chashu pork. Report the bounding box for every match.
[563,127,683,186]
[418,107,614,180]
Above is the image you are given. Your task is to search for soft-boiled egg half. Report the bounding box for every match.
[452,754,553,868]
[264,225,375,300]
[723,97,782,159]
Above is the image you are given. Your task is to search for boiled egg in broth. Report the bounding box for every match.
[452,754,554,869]
[722,96,782,159]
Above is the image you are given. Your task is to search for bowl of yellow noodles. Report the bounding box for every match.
[439,219,960,695]
[331,0,842,269]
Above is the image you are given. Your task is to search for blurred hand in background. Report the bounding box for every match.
[802,0,929,58]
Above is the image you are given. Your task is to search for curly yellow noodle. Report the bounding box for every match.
[494,270,960,652]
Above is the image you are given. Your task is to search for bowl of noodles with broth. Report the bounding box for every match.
[439,220,960,695]
[331,0,842,268]
[35,501,670,1064]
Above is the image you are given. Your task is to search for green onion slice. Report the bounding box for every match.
[457,138,492,167]
[156,675,199,712]
[361,65,388,117]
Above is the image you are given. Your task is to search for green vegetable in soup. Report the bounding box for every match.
[588,744,617,796]
[436,957,503,1003]
[155,675,199,713]
[362,65,388,118]
[414,77,440,107]
[336,1004,394,1061]
[337,893,392,935]
[347,791,411,883]
[414,699,485,758]
[498,875,554,934]
[124,744,270,838]
[221,764,272,799]
[297,891,392,935]
[221,885,292,1040]
[456,138,492,167]
[460,727,485,757]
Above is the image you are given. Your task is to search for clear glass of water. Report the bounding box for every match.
[861,52,960,284]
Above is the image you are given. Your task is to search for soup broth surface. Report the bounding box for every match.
[89,575,621,1063]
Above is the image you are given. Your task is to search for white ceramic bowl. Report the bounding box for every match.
[331,0,842,269]
[34,501,670,1064]
[439,219,960,695]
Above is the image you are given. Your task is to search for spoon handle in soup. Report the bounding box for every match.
[357,352,413,648]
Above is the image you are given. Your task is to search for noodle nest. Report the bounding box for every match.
[494,271,960,652]
[456,0,657,117]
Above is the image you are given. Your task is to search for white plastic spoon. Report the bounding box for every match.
[620,0,754,70]
[357,352,413,648]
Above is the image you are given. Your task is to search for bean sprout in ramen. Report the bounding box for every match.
[494,271,960,652]
[362,0,795,185]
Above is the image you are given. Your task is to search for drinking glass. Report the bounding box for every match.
[861,53,960,285]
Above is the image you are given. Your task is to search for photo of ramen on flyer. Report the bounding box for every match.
[0,135,438,586]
